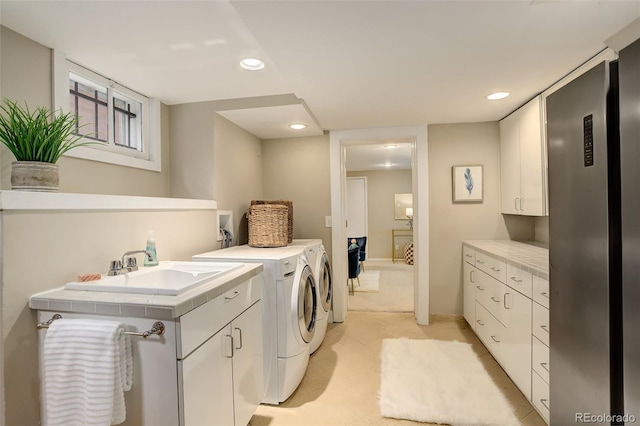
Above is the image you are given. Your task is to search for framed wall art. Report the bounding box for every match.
[452,165,483,203]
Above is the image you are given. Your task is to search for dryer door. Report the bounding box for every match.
[297,265,317,343]
[318,252,332,313]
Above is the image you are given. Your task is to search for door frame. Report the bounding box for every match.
[329,125,429,324]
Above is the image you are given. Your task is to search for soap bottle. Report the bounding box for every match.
[144,230,159,266]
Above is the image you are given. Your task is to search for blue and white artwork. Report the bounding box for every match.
[453,165,483,203]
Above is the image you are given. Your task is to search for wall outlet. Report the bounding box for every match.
[324,216,332,228]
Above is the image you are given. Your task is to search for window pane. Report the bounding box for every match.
[69,72,108,142]
[113,92,142,151]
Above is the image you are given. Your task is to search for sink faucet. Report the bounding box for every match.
[108,250,153,276]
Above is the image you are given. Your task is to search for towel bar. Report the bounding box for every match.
[37,314,165,339]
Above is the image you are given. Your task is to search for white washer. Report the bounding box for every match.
[192,245,317,404]
[288,239,332,354]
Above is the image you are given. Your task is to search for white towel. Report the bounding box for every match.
[43,319,133,426]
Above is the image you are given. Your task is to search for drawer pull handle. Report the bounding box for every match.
[504,293,511,309]
[540,398,550,411]
[477,260,485,264]
[541,292,549,298]
[540,324,549,333]
[465,254,473,258]
[491,296,500,303]
[510,276,523,283]
[225,291,241,300]
[540,362,549,372]
[476,286,484,291]
[491,335,501,343]
[476,319,485,326]
[470,270,475,283]
[491,267,501,272]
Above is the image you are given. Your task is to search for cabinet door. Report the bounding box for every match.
[519,96,545,216]
[500,111,521,214]
[231,302,264,426]
[180,324,234,426]
[500,284,532,400]
[463,261,476,329]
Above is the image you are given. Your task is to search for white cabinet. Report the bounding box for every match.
[463,244,547,422]
[35,275,263,426]
[180,301,263,426]
[500,95,547,216]
[463,261,476,329]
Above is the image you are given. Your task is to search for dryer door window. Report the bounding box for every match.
[297,265,317,343]
[319,253,332,312]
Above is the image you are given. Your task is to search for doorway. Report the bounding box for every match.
[345,147,414,313]
[329,125,429,325]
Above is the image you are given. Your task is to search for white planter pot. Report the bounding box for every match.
[11,161,59,192]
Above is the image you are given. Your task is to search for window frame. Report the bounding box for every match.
[53,50,161,172]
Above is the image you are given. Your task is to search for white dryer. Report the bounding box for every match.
[192,245,317,404]
[288,239,332,354]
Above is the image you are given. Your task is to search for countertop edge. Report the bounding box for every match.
[463,240,549,280]
[29,263,264,319]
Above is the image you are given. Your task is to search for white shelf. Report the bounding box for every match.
[0,190,217,211]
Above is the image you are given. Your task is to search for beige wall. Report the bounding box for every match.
[262,135,332,258]
[428,122,535,315]
[346,170,412,259]
[1,207,219,425]
[0,26,172,196]
[214,114,264,245]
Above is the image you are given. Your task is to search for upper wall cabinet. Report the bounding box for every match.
[500,95,547,216]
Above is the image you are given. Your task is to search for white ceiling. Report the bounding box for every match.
[2,0,640,170]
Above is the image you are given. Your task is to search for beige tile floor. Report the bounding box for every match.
[250,311,546,426]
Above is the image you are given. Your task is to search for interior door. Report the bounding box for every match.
[346,177,367,238]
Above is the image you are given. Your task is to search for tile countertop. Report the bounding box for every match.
[462,240,549,280]
[29,263,263,320]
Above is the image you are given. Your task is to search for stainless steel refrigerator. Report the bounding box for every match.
[547,39,639,425]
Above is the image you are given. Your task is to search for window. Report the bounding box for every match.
[54,51,161,171]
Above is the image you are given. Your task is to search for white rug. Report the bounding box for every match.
[379,338,520,426]
[354,270,379,292]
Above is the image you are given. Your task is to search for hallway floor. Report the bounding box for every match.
[250,311,546,425]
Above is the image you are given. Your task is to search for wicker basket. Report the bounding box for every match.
[251,199,293,243]
[247,204,289,247]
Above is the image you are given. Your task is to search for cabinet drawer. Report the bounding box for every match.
[532,336,550,384]
[475,301,507,363]
[532,370,550,424]
[506,264,533,298]
[533,302,550,346]
[178,278,261,358]
[463,246,475,265]
[475,252,506,283]
[533,275,550,308]
[475,269,504,322]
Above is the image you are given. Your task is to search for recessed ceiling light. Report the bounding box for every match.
[289,123,307,130]
[487,92,509,100]
[384,144,398,149]
[240,58,265,71]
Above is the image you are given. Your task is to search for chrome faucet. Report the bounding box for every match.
[108,250,153,276]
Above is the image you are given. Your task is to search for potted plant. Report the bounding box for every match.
[0,99,94,192]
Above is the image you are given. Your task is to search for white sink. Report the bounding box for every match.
[65,261,243,295]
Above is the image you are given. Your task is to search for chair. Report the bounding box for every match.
[347,244,361,295]
[347,236,367,272]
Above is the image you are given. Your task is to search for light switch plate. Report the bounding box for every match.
[324,216,332,228]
